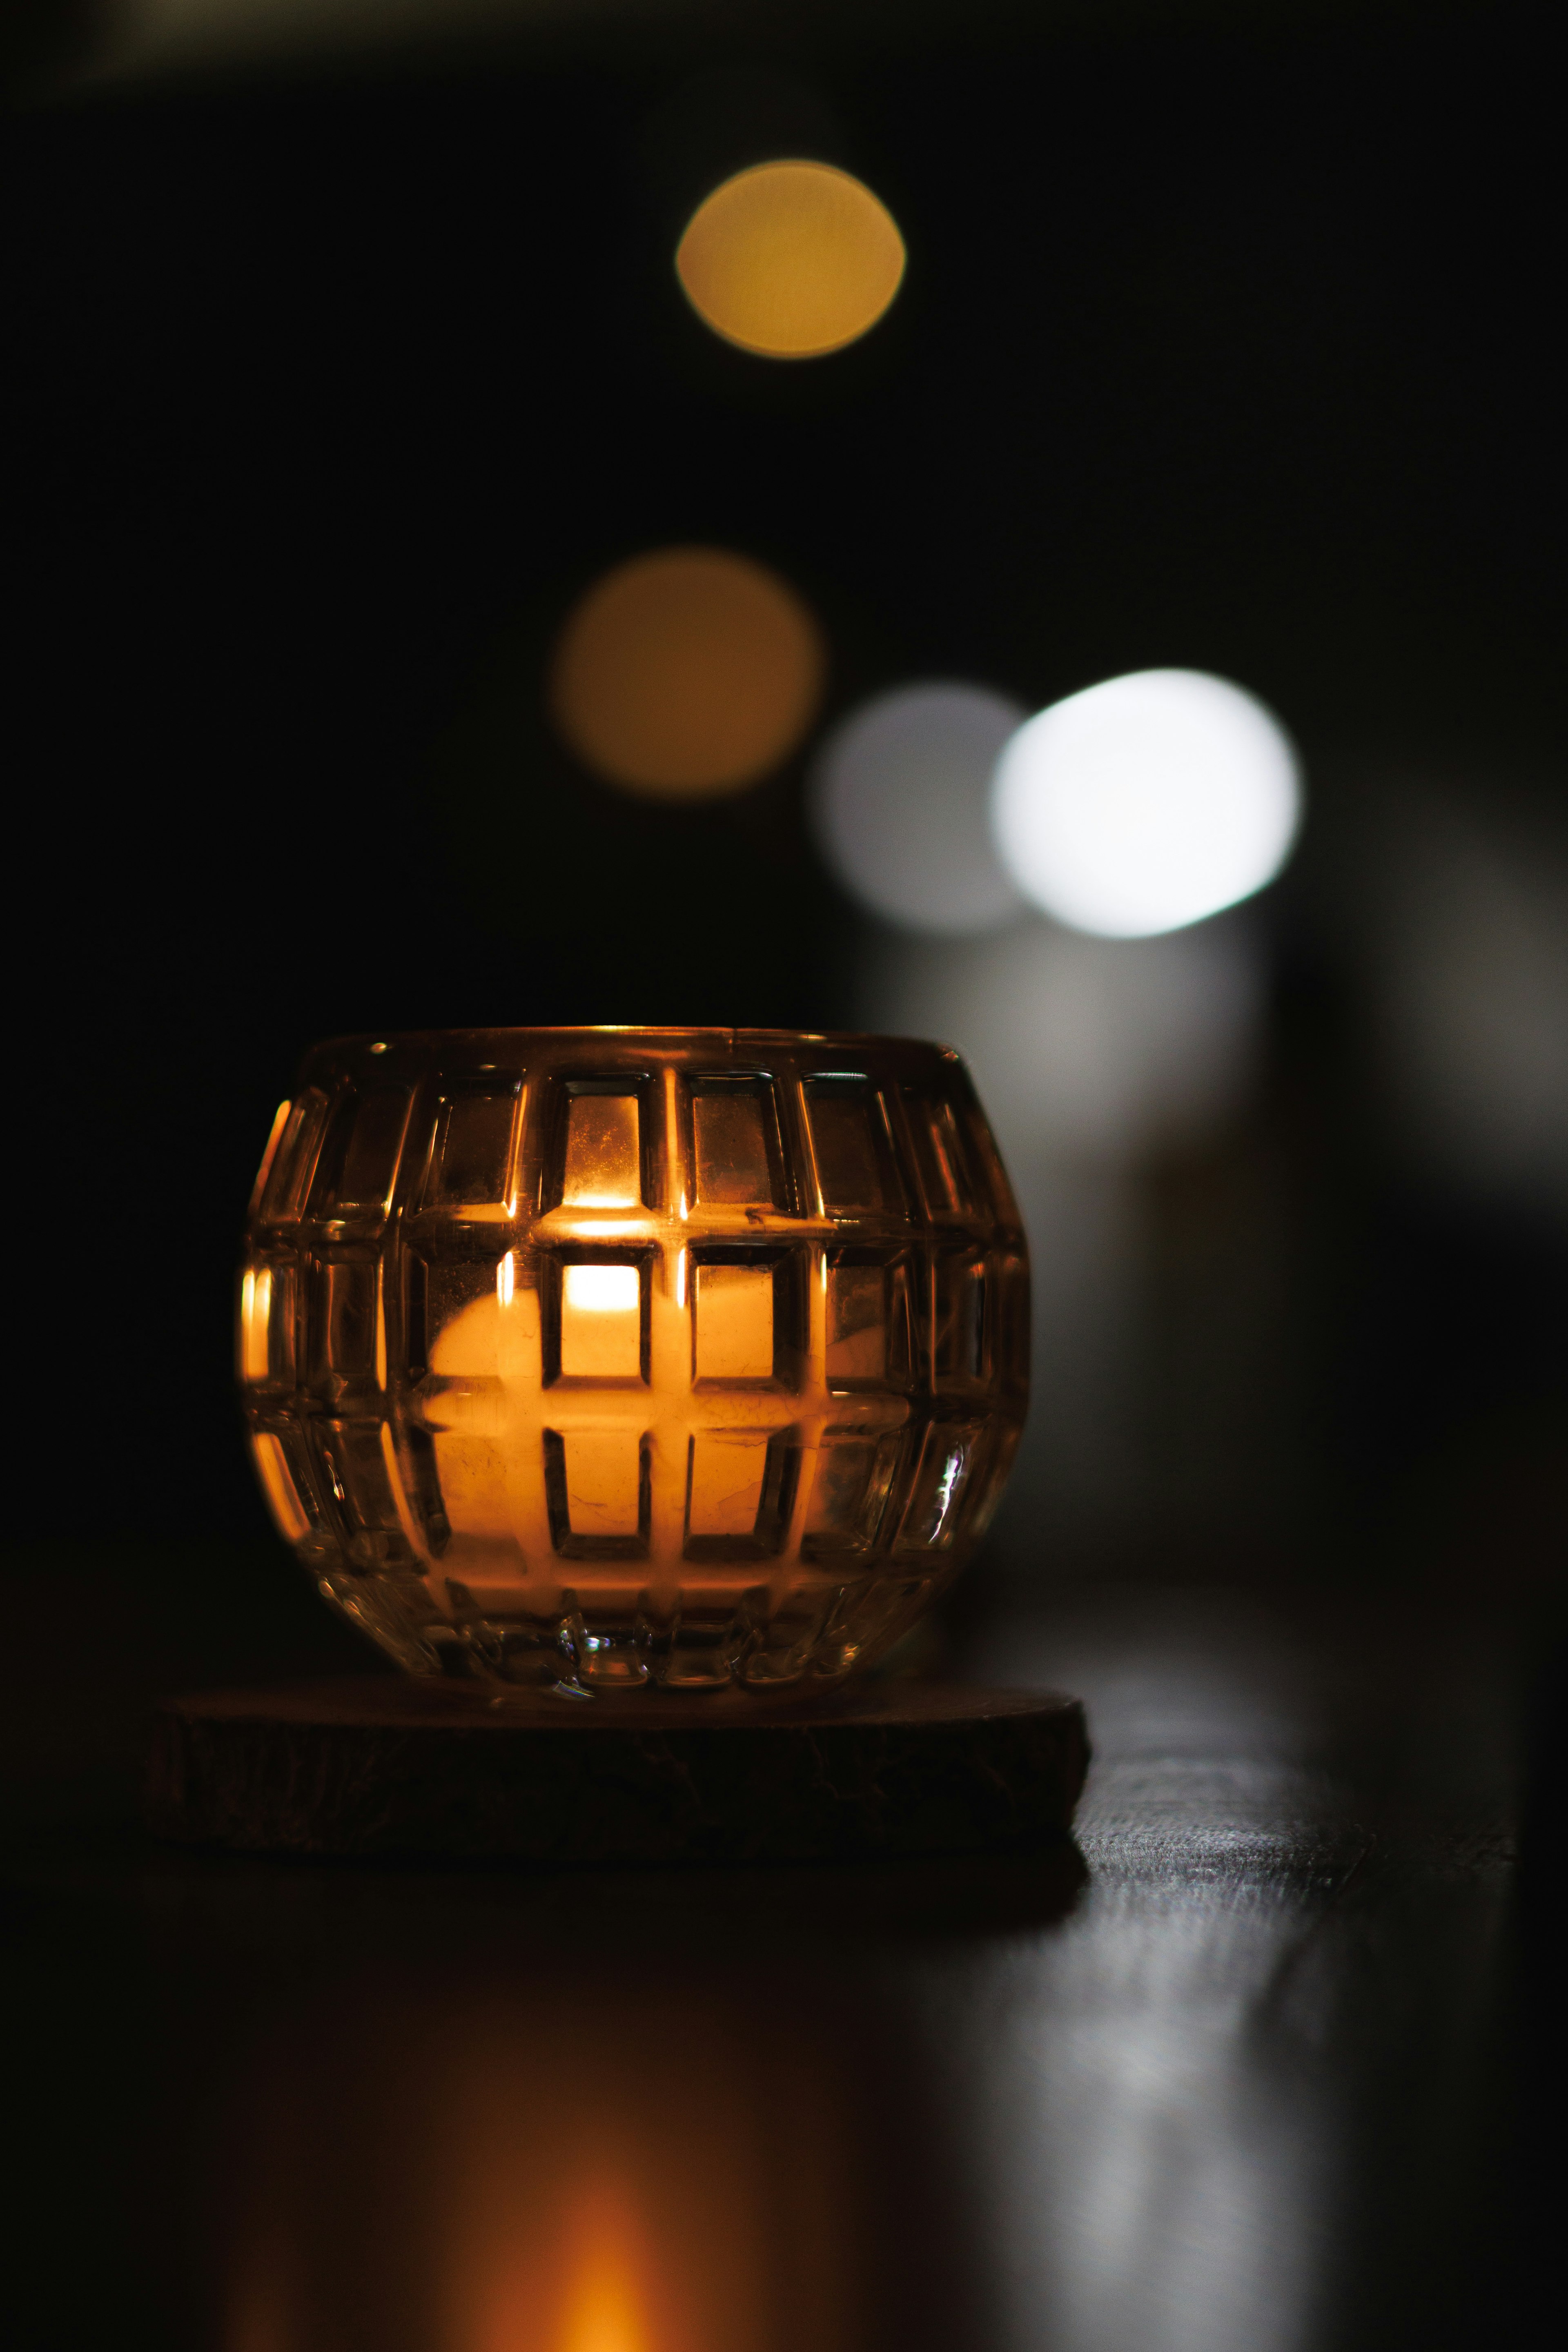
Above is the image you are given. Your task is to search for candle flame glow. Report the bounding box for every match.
[564,1264,639,1314]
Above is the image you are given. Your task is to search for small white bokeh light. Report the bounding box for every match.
[811,681,1027,934]
[991,667,1303,938]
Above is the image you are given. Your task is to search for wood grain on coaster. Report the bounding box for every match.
[145,1680,1089,1866]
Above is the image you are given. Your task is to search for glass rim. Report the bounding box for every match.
[310,1024,967,1058]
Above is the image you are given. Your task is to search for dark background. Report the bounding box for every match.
[1,16,1564,2350]
[2,0,1564,1584]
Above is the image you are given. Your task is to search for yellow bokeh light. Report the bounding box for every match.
[675,159,905,359]
[550,546,826,799]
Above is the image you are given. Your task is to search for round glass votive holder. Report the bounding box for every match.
[239,1027,1029,1698]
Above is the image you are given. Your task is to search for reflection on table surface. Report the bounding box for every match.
[0,1569,1532,2352]
[225,1979,878,2352]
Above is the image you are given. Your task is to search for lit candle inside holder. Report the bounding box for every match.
[239,1028,1029,1697]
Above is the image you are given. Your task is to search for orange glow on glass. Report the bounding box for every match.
[249,1432,309,1543]
[247,1100,292,1218]
[563,1094,642,1206]
[240,1264,272,1383]
[693,1263,773,1380]
[240,1029,1027,1694]
[561,1263,641,1379]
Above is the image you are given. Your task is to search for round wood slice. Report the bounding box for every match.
[145,1679,1089,1866]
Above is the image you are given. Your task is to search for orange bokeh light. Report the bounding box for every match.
[676,160,905,359]
[550,546,825,799]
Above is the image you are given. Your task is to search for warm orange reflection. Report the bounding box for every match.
[227,1985,866,2352]
[563,1094,642,1206]
[561,1427,643,1536]
[561,1263,641,1378]
[676,160,905,358]
[472,2174,657,2352]
[457,2001,862,2352]
[249,1430,310,1544]
[693,1261,773,1379]
[825,1262,887,1380]
[691,1082,777,1204]
[552,2194,649,2352]
[550,548,825,798]
[239,1263,273,1383]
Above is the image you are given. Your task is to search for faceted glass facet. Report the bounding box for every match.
[240,1028,1028,1695]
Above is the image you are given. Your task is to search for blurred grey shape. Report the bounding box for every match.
[857,914,1268,1555]
[858,913,1264,1164]
[1355,783,1568,1216]
[811,681,1027,936]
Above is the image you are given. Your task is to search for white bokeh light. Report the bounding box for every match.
[991,668,1302,939]
[811,681,1027,934]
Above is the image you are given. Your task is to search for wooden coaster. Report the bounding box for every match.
[145,1679,1089,1866]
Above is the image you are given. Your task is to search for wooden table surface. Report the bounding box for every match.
[1,1551,1553,2352]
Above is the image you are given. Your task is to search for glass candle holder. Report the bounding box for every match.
[240,1028,1028,1697]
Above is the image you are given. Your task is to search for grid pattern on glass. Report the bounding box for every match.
[690,1078,783,1207]
[239,1263,272,1383]
[802,1430,902,1557]
[259,1089,330,1223]
[804,1078,891,1211]
[544,1428,649,1556]
[933,1252,987,1384]
[312,1257,377,1383]
[745,1583,842,1683]
[247,1100,294,1219]
[261,1422,331,1547]
[824,1260,885,1383]
[251,1431,311,1543]
[693,1261,775,1381]
[335,1089,414,1212]
[387,1419,449,1556]
[311,1420,414,1568]
[561,1090,642,1207]
[684,1428,796,1559]
[240,1259,296,1386]
[688,1429,770,1537]
[995,1251,1030,1384]
[307,1087,414,1219]
[403,1254,431,1381]
[421,1078,521,1209]
[658,1603,758,1688]
[420,1258,503,1380]
[898,1420,986,1548]
[902,1090,974,1217]
[560,1261,643,1379]
[243,1030,1027,1695]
